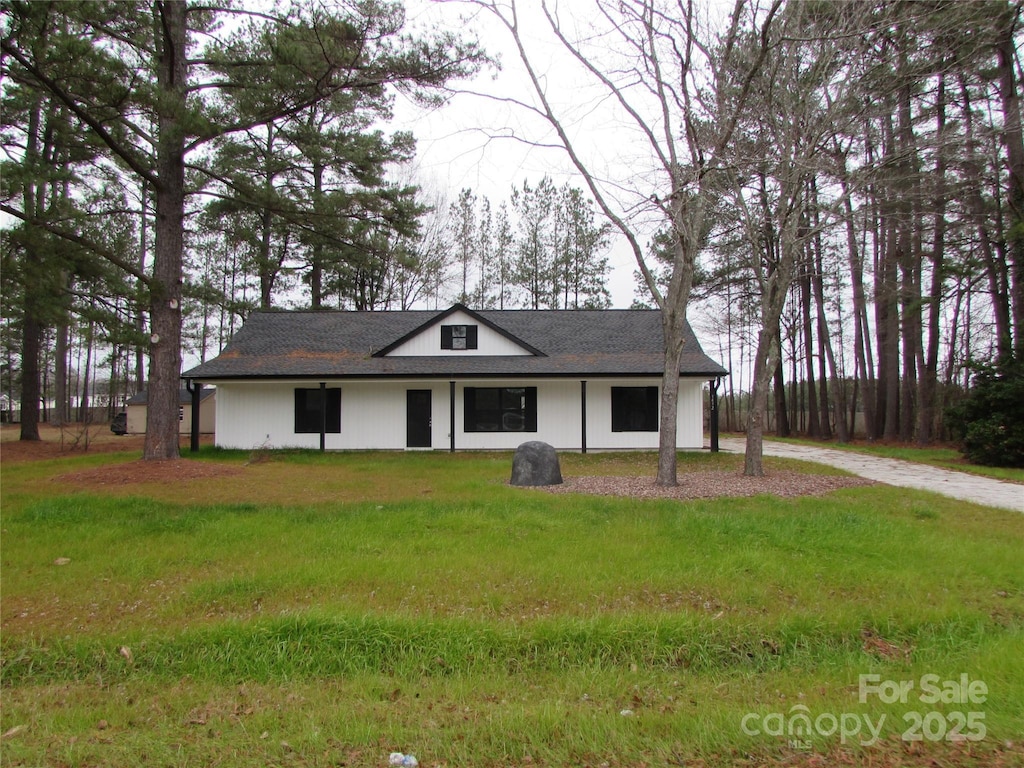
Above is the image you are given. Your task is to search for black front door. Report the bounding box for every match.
[406,389,432,448]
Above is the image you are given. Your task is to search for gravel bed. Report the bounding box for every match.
[537,471,874,500]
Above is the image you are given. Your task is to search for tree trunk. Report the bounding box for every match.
[745,327,779,477]
[996,5,1024,361]
[896,77,921,443]
[655,308,687,486]
[841,178,875,439]
[136,179,148,392]
[52,309,68,425]
[79,316,92,423]
[258,128,279,311]
[18,90,44,441]
[800,246,820,438]
[877,204,901,440]
[19,301,42,441]
[774,355,790,437]
[959,73,1013,365]
[310,160,325,309]
[143,0,187,462]
[811,199,841,441]
[918,71,947,446]
[944,273,967,390]
[816,317,832,439]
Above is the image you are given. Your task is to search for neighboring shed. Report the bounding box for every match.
[125,387,216,435]
[182,304,727,452]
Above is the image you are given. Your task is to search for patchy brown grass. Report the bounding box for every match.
[56,458,243,487]
[1,424,142,460]
[0,423,213,462]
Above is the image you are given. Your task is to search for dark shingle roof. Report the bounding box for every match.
[181,306,727,380]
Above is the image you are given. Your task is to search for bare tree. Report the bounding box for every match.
[474,0,781,485]
[719,1,878,474]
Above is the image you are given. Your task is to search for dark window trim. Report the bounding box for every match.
[464,386,537,433]
[441,324,478,350]
[294,387,341,433]
[611,386,659,432]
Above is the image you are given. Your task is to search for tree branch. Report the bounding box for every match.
[0,39,160,188]
[0,203,153,287]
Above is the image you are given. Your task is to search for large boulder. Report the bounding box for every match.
[510,441,563,486]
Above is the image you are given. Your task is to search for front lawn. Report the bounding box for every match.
[1,445,1022,767]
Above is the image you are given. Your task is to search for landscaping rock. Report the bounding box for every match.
[510,441,563,486]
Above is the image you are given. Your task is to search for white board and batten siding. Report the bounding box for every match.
[586,378,703,451]
[384,310,533,357]
[213,380,435,450]
[211,377,706,451]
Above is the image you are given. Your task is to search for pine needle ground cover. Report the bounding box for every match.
[1,445,1022,767]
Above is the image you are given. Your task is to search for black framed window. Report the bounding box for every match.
[611,386,659,432]
[294,388,341,433]
[441,324,478,350]
[464,387,537,432]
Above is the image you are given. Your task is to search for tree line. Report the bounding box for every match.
[667,0,1024,451]
[180,174,611,363]
[3,0,1022,475]
[1,1,615,443]
[482,0,1022,478]
[1,0,486,456]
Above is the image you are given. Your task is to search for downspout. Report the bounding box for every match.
[449,380,456,452]
[580,380,587,454]
[186,379,201,453]
[709,377,720,453]
[319,381,326,452]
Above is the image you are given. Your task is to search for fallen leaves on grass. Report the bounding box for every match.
[860,628,913,660]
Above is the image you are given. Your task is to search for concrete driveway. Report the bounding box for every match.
[719,437,1024,513]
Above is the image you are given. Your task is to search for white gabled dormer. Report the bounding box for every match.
[374,305,544,358]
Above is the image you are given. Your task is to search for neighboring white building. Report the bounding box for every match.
[181,304,726,452]
[124,387,216,435]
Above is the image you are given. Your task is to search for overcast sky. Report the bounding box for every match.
[395,0,654,308]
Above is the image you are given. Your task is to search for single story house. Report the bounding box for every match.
[180,304,727,452]
[124,387,216,435]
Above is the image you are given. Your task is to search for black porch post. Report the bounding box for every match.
[709,377,720,453]
[186,379,201,453]
[580,380,587,454]
[449,381,456,452]
[319,382,326,452]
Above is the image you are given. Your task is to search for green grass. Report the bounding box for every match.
[2,448,1022,767]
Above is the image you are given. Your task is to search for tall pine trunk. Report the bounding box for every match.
[18,92,44,441]
[840,170,875,439]
[918,71,947,445]
[136,180,148,392]
[960,74,1014,365]
[996,4,1024,360]
[810,184,841,441]
[876,183,901,440]
[800,243,820,438]
[143,0,187,461]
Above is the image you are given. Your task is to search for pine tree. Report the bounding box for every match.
[2,0,484,456]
